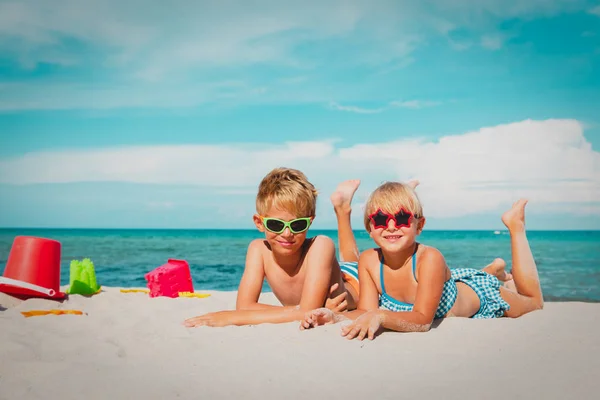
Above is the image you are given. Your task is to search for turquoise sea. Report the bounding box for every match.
[1,229,599,302]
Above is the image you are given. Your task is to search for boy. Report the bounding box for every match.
[183,167,362,327]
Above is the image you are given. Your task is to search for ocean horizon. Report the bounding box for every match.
[1,228,599,303]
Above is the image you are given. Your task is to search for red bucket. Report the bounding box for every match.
[0,236,66,299]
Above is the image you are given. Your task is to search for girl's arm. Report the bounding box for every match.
[340,248,448,338]
[384,247,448,331]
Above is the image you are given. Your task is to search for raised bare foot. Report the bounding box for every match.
[501,199,528,233]
[407,179,420,189]
[330,180,360,214]
[483,258,512,282]
[503,278,517,292]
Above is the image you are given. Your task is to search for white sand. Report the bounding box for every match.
[1,287,599,400]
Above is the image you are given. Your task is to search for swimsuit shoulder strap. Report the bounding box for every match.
[412,249,418,282]
[380,255,387,295]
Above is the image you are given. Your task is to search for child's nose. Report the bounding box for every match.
[387,219,398,231]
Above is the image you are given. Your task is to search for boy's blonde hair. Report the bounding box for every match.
[363,181,423,232]
[256,167,318,217]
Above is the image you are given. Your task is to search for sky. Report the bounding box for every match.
[0,0,599,230]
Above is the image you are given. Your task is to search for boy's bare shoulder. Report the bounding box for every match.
[309,234,335,247]
[304,235,335,255]
[248,238,266,248]
[247,238,269,255]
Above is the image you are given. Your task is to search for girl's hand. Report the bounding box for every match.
[300,307,337,330]
[183,311,235,327]
[340,310,383,340]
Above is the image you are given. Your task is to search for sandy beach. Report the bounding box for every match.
[1,288,599,400]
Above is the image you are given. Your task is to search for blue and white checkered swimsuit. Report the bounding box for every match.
[450,268,510,318]
[378,253,457,319]
[378,252,510,319]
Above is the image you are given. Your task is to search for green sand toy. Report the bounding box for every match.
[66,258,101,296]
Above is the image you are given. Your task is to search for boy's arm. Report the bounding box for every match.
[355,249,381,312]
[301,249,379,328]
[236,239,295,311]
[223,236,337,326]
[297,235,337,310]
[185,236,337,327]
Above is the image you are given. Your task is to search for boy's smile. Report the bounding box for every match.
[253,205,312,254]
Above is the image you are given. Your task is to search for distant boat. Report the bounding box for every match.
[494,231,501,234]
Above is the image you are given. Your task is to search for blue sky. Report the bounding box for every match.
[0,0,599,230]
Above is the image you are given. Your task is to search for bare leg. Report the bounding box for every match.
[500,199,544,317]
[331,180,361,263]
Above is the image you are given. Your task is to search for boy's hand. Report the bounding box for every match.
[300,307,337,330]
[340,310,383,341]
[325,283,348,312]
[183,311,235,328]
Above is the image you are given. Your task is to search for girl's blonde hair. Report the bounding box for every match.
[256,167,318,217]
[363,181,423,232]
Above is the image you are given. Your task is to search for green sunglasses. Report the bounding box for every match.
[261,217,312,234]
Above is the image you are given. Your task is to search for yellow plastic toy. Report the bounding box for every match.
[119,288,209,298]
[178,292,211,298]
[120,289,150,294]
[21,309,86,318]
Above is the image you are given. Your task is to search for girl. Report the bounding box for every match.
[301,181,544,340]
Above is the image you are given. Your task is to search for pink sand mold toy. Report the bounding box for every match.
[144,259,194,298]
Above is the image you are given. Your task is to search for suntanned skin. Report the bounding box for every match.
[183,181,362,328]
[301,198,544,340]
[235,233,349,313]
[183,177,520,329]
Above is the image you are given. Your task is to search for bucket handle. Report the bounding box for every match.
[0,277,56,297]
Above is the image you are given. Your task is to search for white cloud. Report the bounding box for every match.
[0,1,593,111]
[480,34,504,50]
[0,0,405,77]
[1,119,598,218]
[330,99,441,113]
[588,5,600,16]
[0,0,590,75]
[0,80,267,111]
[328,102,385,114]
[447,39,473,51]
[390,100,442,109]
[338,119,599,216]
